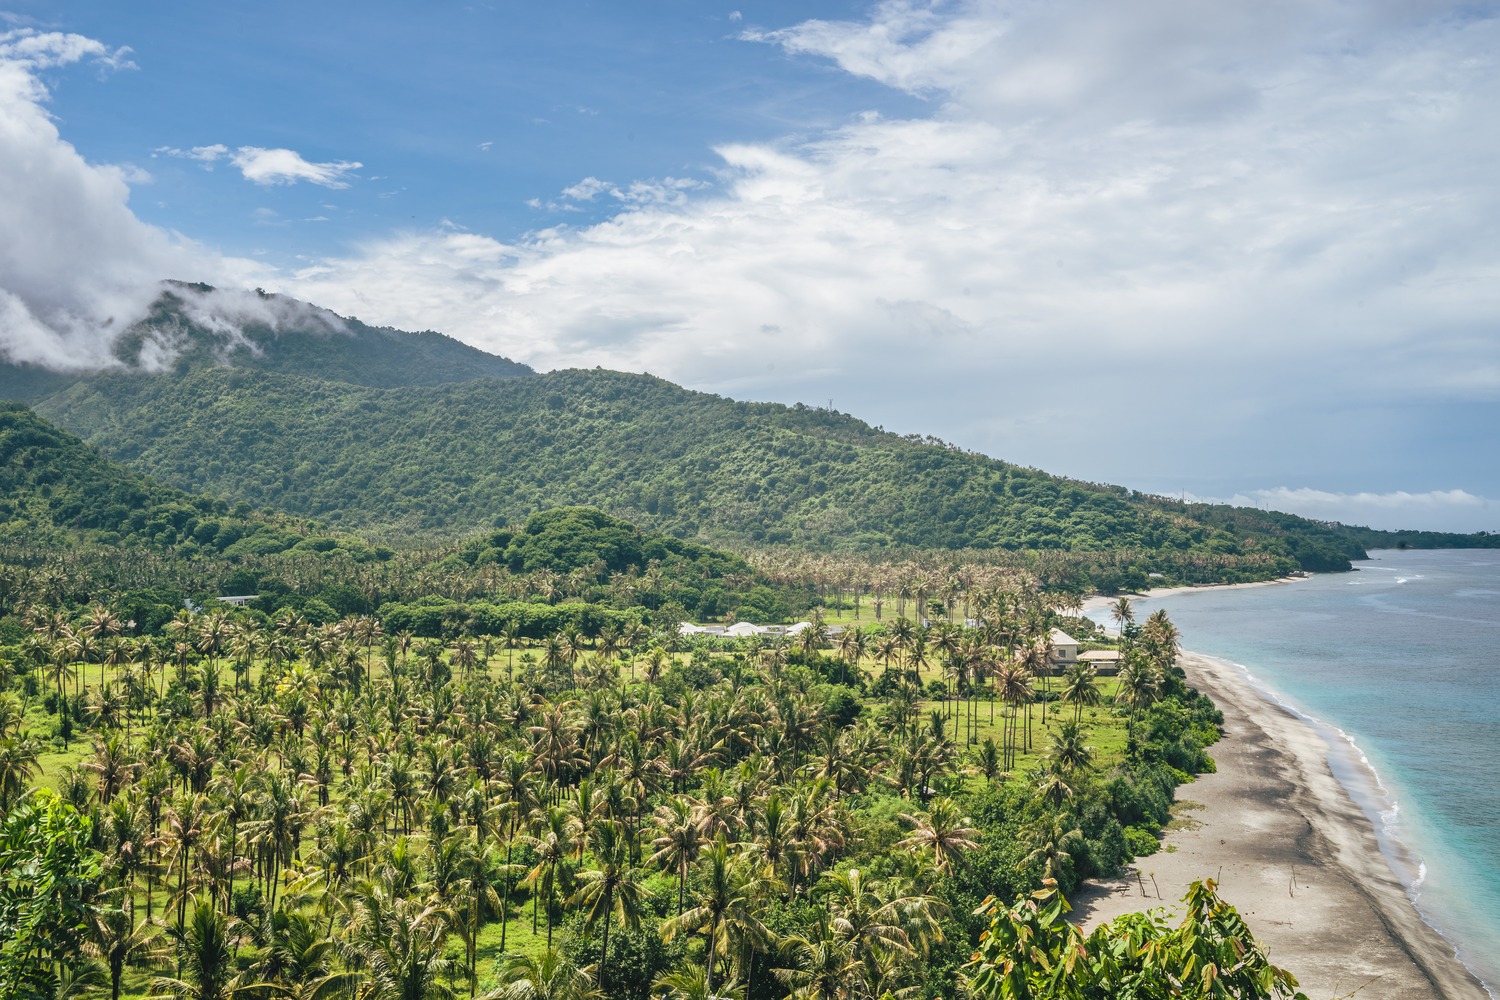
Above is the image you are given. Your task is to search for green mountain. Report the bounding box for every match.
[7,289,1494,584]
[0,403,785,626]
[19,364,1376,579]
[32,365,1220,548]
[0,282,531,403]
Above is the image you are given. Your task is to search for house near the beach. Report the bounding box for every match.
[1048,628,1080,670]
[1079,649,1123,675]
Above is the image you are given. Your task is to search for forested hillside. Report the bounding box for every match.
[0,401,351,559]
[35,366,1290,561]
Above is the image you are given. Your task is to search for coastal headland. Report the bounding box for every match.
[1070,650,1490,1000]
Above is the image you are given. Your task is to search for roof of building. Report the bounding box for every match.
[1049,627,1079,646]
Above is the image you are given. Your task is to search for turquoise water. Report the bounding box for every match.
[1087,550,1500,993]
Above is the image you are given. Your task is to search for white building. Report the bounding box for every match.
[1048,628,1080,671]
[1079,649,1123,676]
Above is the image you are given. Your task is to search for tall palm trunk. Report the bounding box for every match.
[598,888,615,991]
[500,826,516,951]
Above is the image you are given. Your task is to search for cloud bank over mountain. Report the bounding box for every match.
[0,28,261,371]
[279,1,1500,518]
[2,4,1498,529]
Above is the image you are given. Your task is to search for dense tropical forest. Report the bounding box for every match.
[0,561,1309,1000]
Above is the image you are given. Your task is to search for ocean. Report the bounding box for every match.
[1085,549,1500,993]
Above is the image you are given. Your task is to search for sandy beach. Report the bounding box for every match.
[1070,651,1490,1000]
[1078,575,1310,616]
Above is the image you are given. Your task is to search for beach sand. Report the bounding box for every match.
[1070,651,1490,1000]
[1079,576,1310,616]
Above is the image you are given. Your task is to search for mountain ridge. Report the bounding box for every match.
[0,282,532,402]
[6,286,1496,584]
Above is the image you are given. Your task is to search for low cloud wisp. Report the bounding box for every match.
[158,144,363,188]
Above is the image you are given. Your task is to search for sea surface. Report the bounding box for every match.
[1086,549,1500,994]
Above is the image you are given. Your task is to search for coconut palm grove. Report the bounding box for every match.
[0,559,1308,1000]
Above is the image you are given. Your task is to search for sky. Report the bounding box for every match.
[2,0,1499,532]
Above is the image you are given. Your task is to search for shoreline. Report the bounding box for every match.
[1079,574,1309,615]
[1070,650,1490,1000]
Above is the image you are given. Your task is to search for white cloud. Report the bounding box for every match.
[156,142,362,187]
[230,146,362,188]
[156,143,229,164]
[559,175,705,207]
[0,32,257,370]
[0,28,135,74]
[560,176,611,201]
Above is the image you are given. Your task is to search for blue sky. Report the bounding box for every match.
[17,2,922,258]
[3,1,1500,532]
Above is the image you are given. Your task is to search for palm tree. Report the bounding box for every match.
[83,733,137,805]
[796,614,828,662]
[653,964,746,1000]
[661,837,769,998]
[89,902,166,1000]
[211,764,259,914]
[996,662,1033,770]
[650,796,704,915]
[897,798,979,875]
[489,622,519,679]
[823,871,904,987]
[569,821,649,992]
[1116,653,1162,737]
[820,867,946,994]
[454,849,506,997]
[774,917,855,1000]
[969,738,1001,785]
[67,627,99,696]
[348,891,456,1000]
[244,910,359,1000]
[163,795,209,935]
[1109,596,1135,637]
[154,896,236,1000]
[833,628,866,686]
[495,754,539,952]
[1047,720,1094,775]
[487,950,601,1000]
[523,805,576,948]
[0,733,42,815]
[1019,814,1083,881]
[450,637,480,680]
[1060,663,1102,723]
[1140,608,1181,672]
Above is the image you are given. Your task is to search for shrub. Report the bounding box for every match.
[1124,825,1160,858]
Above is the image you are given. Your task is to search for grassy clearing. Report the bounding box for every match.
[913,688,1131,783]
